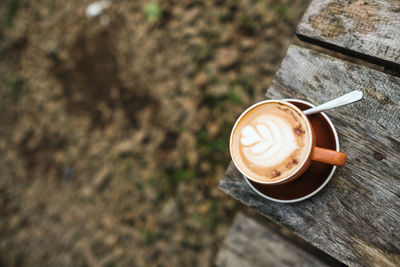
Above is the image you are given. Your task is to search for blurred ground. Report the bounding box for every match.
[0,0,309,266]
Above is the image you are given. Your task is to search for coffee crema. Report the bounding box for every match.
[231,101,311,182]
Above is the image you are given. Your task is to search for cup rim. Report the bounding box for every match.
[244,98,339,203]
[229,99,314,185]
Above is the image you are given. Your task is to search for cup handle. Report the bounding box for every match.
[311,147,346,166]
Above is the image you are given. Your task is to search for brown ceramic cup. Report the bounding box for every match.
[230,99,346,185]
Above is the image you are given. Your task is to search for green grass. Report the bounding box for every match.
[192,200,223,230]
[197,130,208,142]
[197,130,226,153]
[6,0,20,28]
[123,162,132,175]
[206,139,225,153]
[228,91,241,104]
[276,4,289,16]
[1,78,27,107]
[105,261,119,267]
[45,0,57,15]
[231,75,254,97]
[144,2,162,23]
[237,14,259,35]
[139,228,154,245]
[208,74,219,85]
[194,44,210,64]
[172,169,194,185]
[205,140,225,154]
[9,79,25,101]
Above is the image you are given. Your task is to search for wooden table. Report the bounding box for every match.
[297,0,400,69]
[219,1,400,265]
[216,212,329,267]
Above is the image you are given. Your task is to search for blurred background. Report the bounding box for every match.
[0,0,310,266]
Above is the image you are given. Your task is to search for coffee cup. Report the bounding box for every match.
[230,99,346,185]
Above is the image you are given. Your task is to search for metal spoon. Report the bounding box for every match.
[303,90,363,115]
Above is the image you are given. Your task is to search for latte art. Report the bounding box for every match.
[230,101,311,182]
[240,116,298,167]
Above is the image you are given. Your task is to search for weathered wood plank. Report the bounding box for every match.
[215,212,328,267]
[219,45,400,267]
[297,0,400,68]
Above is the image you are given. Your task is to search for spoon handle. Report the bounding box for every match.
[303,90,363,115]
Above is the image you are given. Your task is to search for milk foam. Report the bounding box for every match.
[231,101,311,182]
[240,115,298,167]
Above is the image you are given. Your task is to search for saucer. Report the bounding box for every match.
[243,99,339,203]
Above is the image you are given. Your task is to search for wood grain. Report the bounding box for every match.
[219,45,400,267]
[297,0,400,68]
[215,212,328,267]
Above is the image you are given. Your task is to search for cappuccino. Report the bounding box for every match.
[230,101,311,182]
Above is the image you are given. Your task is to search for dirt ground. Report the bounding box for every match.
[0,0,310,266]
